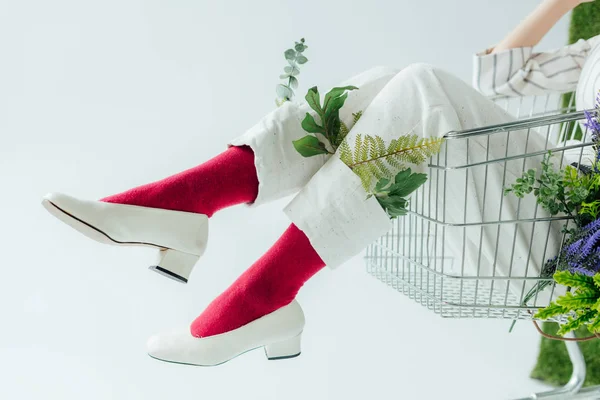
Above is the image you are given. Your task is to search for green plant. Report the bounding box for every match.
[292,85,359,156]
[368,168,428,218]
[505,152,600,218]
[275,38,309,107]
[581,200,600,220]
[339,133,444,192]
[534,270,600,336]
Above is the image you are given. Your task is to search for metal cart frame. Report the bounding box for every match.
[364,93,600,399]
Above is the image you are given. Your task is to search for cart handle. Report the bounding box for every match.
[444,109,595,139]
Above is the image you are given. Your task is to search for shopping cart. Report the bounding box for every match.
[364,92,600,399]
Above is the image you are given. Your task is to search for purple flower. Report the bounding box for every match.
[569,266,596,277]
[584,110,600,145]
[559,218,600,275]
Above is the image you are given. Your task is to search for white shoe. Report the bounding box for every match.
[41,192,209,283]
[147,300,305,366]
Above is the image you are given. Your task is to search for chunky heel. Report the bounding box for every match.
[264,333,302,360]
[149,249,199,284]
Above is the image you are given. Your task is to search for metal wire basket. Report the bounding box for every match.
[364,93,600,399]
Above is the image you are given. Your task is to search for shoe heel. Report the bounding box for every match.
[264,333,302,360]
[149,249,199,284]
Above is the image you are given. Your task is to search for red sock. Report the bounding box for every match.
[190,223,325,337]
[101,146,259,217]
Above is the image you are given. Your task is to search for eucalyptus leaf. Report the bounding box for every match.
[292,135,329,157]
[280,73,291,79]
[295,43,306,52]
[290,66,300,76]
[297,55,308,64]
[284,49,296,60]
[289,76,299,89]
[276,84,293,99]
[284,66,292,73]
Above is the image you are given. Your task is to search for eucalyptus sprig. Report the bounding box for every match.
[275,38,308,106]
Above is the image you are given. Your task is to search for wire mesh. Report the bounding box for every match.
[364,92,596,321]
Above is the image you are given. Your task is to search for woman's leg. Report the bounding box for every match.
[188,63,564,337]
[191,223,325,337]
[101,146,259,217]
[102,66,401,214]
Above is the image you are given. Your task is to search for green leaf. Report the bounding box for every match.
[557,310,598,336]
[290,66,300,76]
[556,291,599,309]
[296,55,308,64]
[534,302,569,320]
[323,86,358,110]
[377,195,409,218]
[324,92,349,121]
[292,135,329,157]
[279,73,291,79]
[295,43,306,52]
[284,66,292,73]
[554,270,596,290]
[284,49,296,60]
[594,273,600,290]
[289,76,299,89]
[305,87,323,115]
[374,178,391,193]
[588,316,600,333]
[301,113,325,134]
[389,169,428,197]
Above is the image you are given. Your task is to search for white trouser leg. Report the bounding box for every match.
[228,66,400,206]
[285,62,576,297]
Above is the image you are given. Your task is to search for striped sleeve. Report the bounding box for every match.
[473,36,600,98]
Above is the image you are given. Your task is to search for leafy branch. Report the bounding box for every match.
[292,85,358,157]
[505,152,600,220]
[275,38,308,106]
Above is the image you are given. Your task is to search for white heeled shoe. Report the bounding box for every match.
[41,192,209,283]
[147,300,305,366]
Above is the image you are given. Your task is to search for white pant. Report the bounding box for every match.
[229,64,584,296]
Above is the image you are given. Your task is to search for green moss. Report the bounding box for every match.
[561,3,600,140]
[531,322,600,387]
[569,2,600,43]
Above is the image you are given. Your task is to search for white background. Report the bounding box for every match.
[0,1,576,399]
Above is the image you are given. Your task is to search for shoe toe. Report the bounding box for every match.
[146,329,203,365]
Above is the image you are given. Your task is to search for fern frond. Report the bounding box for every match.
[339,139,352,165]
[352,111,363,125]
[557,310,598,336]
[339,121,349,142]
[339,133,443,191]
[346,134,444,170]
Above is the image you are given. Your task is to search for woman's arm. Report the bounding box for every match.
[492,0,593,54]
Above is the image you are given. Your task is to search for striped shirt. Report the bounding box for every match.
[473,35,600,109]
